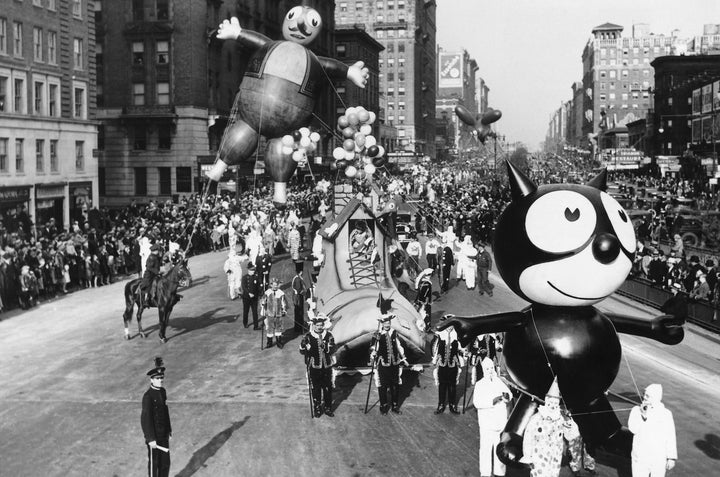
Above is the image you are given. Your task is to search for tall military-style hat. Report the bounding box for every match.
[146,356,165,378]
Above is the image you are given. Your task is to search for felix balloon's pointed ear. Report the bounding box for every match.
[586,168,608,191]
[506,160,537,201]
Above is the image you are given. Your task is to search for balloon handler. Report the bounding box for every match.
[208,3,369,207]
[437,161,685,465]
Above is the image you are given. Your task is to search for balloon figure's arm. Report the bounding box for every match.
[317,57,369,88]
[605,312,684,345]
[217,17,270,50]
[435,310,528,347]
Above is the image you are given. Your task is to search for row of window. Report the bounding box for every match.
[131,82,170,106]
[0,71,87,119]
[599,69,651,79]
[597,81,651,91]
[599,92,650,101]
[0,18,85,70]
[25,0,83,17]
[596,57,654,67]
[598,46,671,57]
[375,28,408,39]
[132,167,192,195]
[0,138,84,174]
[131,40,170,66]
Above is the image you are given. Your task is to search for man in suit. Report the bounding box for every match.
[241,264,260,329]
[141,364,172,477]
[440,240,454,294]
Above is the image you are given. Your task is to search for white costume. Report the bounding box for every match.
[473,358,511,477]
[456,236,478,289]
[223,250,244,300]
[138,236,152,275]
[246,226,263,264]
[628,384,677,477]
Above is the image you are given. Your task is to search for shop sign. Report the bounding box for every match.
[36,186,65,199]
[0,187,30,202]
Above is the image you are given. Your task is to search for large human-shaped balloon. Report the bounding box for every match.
[438,161,684,464]
[455,105,502,144]
[207,3,369,207]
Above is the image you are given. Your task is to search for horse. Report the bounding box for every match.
[123,259,191,342]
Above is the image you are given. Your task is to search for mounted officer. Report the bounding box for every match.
[139,243,162,306]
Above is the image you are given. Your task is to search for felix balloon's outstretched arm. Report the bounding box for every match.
[436,310,528,347]
[217,17,271,50]
[605,312,684,345]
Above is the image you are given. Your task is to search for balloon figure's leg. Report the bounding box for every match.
[497,393,538,465]
[207,119,259,181]
[573,394,632,458]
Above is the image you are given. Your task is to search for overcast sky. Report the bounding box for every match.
[436,0,718,151]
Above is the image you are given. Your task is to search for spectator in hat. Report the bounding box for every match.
[300,313,336,417]
[432,316,464,414]
[261,277,287,348]
[473,357,511,477]
[690,273,710,302]
[628,383,677,477]
[648,250,667,286]
[291,263,307,333]
[370,313,408,415]
[661,283,688,322]
[141,365,172,477]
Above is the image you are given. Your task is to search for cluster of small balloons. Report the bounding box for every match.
[281,127,321,168]
[332,106,387,179]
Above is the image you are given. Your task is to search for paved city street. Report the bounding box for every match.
[1,250,719,477]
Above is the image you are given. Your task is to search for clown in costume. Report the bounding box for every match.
[521,378,568,477]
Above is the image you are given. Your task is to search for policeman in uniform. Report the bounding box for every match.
[255,247,272,292]
[476,246,494,296]
[414,268,433,332]
[370,313,408,414]
[141,362,172,477]
[440,240,454,294]
[240,264,260,329]
[299,313,336,417]
[139,244,162,305]
[432,316,464,414]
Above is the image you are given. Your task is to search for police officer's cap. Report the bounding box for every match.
[147,367,165,378]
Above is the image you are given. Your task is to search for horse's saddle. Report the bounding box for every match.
[138,278,160,307]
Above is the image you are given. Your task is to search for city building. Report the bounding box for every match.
[436,47,478,160]
[651,55,720,165]
[581,22,685,146]
[97,0,340,206]
[336,0,437,158]
[333,24,385,146]
[475,75,489,116]
[1,0,98,232]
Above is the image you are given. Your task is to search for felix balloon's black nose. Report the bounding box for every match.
[592,233,620,264]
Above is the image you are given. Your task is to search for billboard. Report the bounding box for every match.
[702,84,713,114]
[714,81,720,111]
[439,52,463,89]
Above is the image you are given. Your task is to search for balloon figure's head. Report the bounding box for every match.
[494,162,636,307]
[282,6,322,45]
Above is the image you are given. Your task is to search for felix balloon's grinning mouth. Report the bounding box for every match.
[547,281,604,301]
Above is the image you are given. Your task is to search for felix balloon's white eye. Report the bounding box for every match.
[601,192,636,253]
[307,11,322,28]
[287,6,302,19]
[525,191,596,253]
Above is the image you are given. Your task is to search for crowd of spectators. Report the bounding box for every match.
[0,177,332,315]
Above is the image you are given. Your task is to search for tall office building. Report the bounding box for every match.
[336,0,437,157]
[475,76,489,116]
[0,0,98,231]
[436,47,478,158]
[581,23,685,141]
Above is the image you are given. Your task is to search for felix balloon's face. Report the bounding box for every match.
[282,6,322,45]
[495,169,636,307]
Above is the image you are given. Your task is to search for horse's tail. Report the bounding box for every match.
[124,279,140,322]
